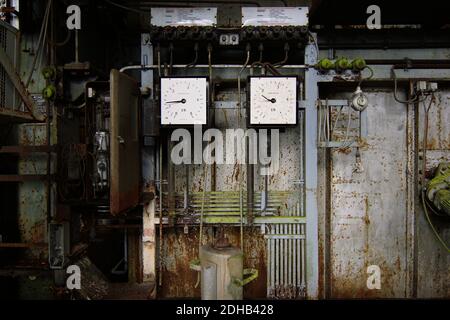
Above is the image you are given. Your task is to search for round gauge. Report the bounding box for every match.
[161,77,208,125]
[249,77,297,125]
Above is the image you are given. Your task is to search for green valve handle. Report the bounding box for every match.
[352,58,367,71]
[316,58,334,71]
[42,85,56,100]
[335,57,350,71]
[233,268,259,287]
[42,66,56,80]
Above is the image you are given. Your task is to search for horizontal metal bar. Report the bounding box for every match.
[0,145,54,154]
[318,141,359,148]
[0,269,51,276]
[264,234,305,240]
[317,65,450,82]
[0,107,35,122]
[155,215,306,225]
[121,64,309,72]
[95,224,141,229]
[0,242,47,248]
[0,175,53,182]
[214,101,307,109]
[320,99,349,106]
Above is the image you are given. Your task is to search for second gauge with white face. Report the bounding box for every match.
[161,77,208,125]
[249,76,297,126]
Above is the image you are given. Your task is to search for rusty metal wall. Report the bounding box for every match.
[159,98,304,298]
[328,88,450,298]
[417,90,450,298]
[159,227,266,298]
[17,124,49,262]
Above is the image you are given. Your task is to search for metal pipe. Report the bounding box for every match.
[168,138,175,227]
[158,141,163,286]
[246,153,254,224]
[275,224,279,288]
[157,44,161,77]
[287,220,291,288]
[283,223,287,290]
[270,225,275,294]
[267,234,271,296]
[120,64,309,73]
[239,188,243,252]
[293,207,298,288]
[207,44,216,191]
[46,101,52,223]
[75,29,79,62]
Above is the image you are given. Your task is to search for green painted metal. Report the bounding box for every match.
[316,58,334,71]
[351,58,366,71]
[42,84,56,100]
[335,57,351,71]
[41,66,56,80]
[233,268,259,287]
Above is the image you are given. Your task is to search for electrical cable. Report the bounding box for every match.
[25,0,52,88]
[103,0,148,13]
[339,106,354,149]
[199,164,207,252]
[238,45,251,123]
[331,106,343,135]
[257,43,263,64]
[317,99,322,144]
[273,43,289,67]
[357,65,374,87]
[237,46,251,255]
[307,31,319,62]
[420,93,450,252]
[239,188,244,252]
[392,68,427,104]
[48,28,72,47]
[422,191,450,253]
[169,42,174,74]
[250,62,281,76]
[157,44,161,77]
[186,43,199,68]
[194,163,208,288]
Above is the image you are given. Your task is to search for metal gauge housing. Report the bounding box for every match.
[160,77,208,125]
[248,76,298,126]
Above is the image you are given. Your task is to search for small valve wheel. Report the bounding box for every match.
[350,86,369,111]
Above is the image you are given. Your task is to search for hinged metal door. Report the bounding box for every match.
[110,69,140,215]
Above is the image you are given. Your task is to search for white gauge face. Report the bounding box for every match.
[161,77,207,125]
[249,77,297,125]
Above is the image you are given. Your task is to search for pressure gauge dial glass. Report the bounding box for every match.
[161,77,208,125]
[249,76,297,125]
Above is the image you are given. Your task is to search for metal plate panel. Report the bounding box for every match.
[110,69,140,215]
[416,90,450,298]
[242,7,308,27]
[151,8,217,27]
[330,90,409,298]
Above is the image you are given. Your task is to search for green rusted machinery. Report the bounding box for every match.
[426,162,450,217]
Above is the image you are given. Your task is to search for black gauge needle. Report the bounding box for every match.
[166,98,186,104]
[262,95,276,103]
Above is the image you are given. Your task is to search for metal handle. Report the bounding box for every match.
[233,268,259,287]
